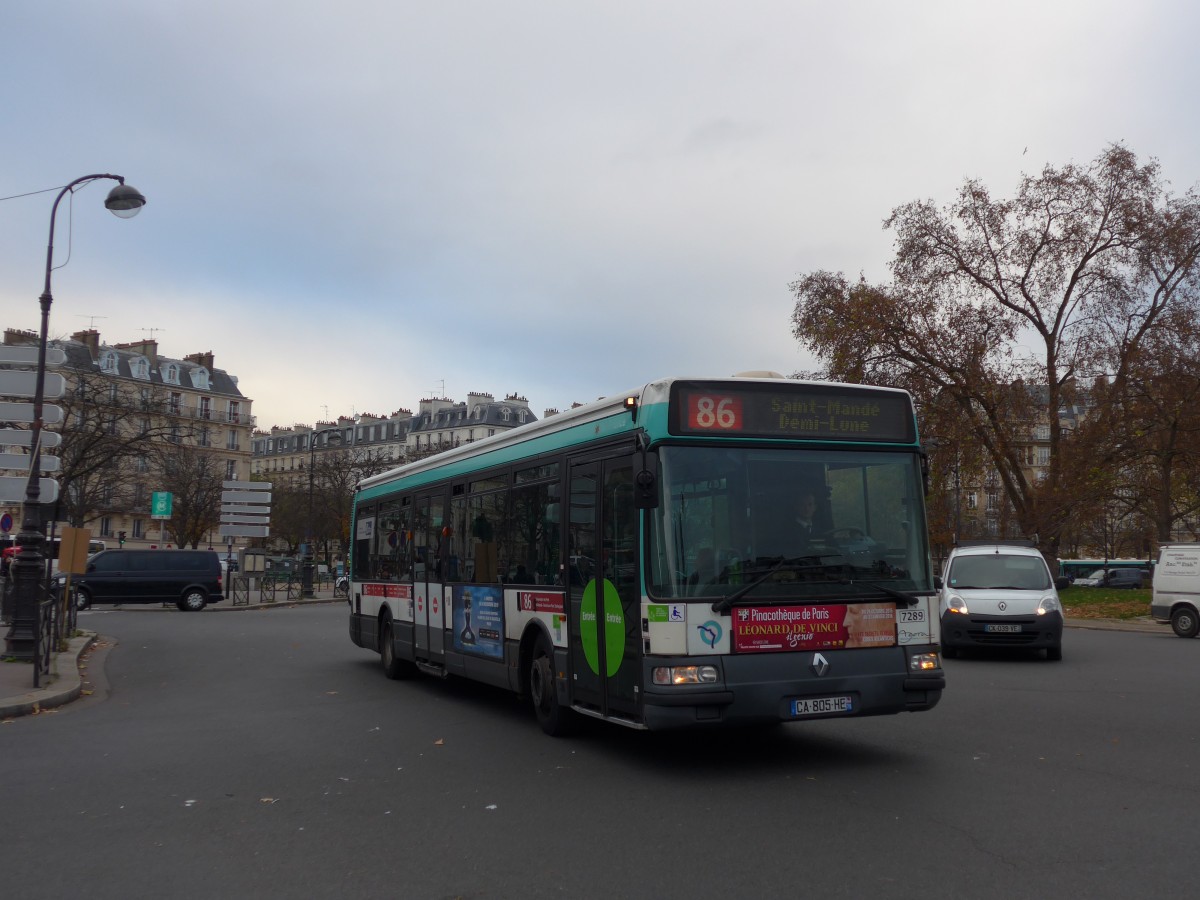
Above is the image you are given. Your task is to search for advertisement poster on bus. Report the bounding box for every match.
[731,602,896,653]
[453,585,503,659]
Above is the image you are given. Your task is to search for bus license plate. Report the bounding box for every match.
[791,695,853,717]
[985,623,1021,633]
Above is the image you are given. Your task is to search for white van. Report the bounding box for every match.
[936,540,1068,660]
[1150,544,1200,638]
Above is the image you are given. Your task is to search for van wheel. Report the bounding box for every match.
[1171,606,1199,639]
[180,589,208,612]
[74,589,91,611]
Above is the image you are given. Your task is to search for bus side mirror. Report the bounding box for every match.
[634,451,659,509]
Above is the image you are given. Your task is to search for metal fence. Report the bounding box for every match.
[1,577,76,689]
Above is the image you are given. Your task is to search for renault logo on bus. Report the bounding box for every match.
[811,652,831,677]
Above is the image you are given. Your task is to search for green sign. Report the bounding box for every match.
[151,491,173,519]
[579,578,625,677]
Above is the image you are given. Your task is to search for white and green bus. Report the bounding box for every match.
[347,375,945,734]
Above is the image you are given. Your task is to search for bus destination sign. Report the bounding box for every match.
[671,381,915,443]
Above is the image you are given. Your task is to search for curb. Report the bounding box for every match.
[0,631,96,720]
[1064,616,1166,634]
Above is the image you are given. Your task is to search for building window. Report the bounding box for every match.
[199,397,211,420]
[132,357,149,379]
[966,491,978,510]
[198,427,211,448]
[132,519,144,539]
[168,392,182,414]
[163,363,180,385]
[226,460,237,480]
[190,367,211,389]
[501,407,511,422]
[228,401,241,423]
[100,351,117,373]
[227,430,239,450]
[99,517,112,537]
[1036,446,1050,466]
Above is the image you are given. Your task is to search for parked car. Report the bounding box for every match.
[936,541,1068,660]
[1151,545,1200,637]
[1102,568,1150,589]
[1077,568,1149,589]
[66,549,224,611]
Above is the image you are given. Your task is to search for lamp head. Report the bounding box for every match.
[105,183,146,219]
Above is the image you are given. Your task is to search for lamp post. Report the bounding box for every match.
[302,426,343,597]
[4,175,145,658]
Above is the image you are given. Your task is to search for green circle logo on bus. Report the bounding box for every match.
[580,578,624,677]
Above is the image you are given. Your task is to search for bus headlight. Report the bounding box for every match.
[653,665,719,685]
[909,652,940,672]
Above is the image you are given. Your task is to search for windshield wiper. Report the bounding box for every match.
[836,579,919,608]
[711,558,798,614]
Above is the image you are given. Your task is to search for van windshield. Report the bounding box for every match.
[947,554,1051,591]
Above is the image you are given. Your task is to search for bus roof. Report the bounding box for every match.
[356,374,917,499]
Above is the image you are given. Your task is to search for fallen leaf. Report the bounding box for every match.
[434,738,444,746]
[260,798,278,804]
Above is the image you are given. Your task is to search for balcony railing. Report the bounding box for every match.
[144,398,255,427]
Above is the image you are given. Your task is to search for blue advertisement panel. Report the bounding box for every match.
[453,585,504,659]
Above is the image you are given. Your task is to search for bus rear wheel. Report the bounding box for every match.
[529,634,573,737]
[380,617,415,679]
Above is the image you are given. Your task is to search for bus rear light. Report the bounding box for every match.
[653,665,718,685]
[909,652,940,672]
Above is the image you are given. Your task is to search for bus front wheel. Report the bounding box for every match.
[529,634,573,737]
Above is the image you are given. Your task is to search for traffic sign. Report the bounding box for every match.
[0,453,59,472]
[0,347,67,366]
[219,480,271,540]
[0,476,59,504]
[0,371,66,400]
[0,428,61,449]
[151,491,173,519]
[1,513,12,533]
[0,402,63,425]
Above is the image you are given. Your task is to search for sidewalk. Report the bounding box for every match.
[1,588,344,721]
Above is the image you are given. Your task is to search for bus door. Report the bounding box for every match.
[414,491,447,663]
[567,454,640,721]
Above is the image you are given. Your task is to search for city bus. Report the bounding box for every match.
[347,374,945,734]
[1058,558,1153,583]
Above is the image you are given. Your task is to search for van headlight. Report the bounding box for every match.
[1037,595,1062,615]
[946,594,969,614]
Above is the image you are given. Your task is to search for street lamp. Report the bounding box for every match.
[302,426,343,597]
[4,175,145,659]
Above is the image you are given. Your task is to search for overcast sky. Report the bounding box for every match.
[3,1,1197,430]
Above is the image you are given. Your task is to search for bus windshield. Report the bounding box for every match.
[646,445,931,600]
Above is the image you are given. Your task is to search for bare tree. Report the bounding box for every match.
[52,370,171,527]
[791,144,1200,555]
[153,440,225,549]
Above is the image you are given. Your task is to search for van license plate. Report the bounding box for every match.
[985,623,1021,633]
[791,696,853,717]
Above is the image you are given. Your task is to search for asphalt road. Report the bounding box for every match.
[1,604,1196,899]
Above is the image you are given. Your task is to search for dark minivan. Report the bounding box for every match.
[71,549,224,611]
